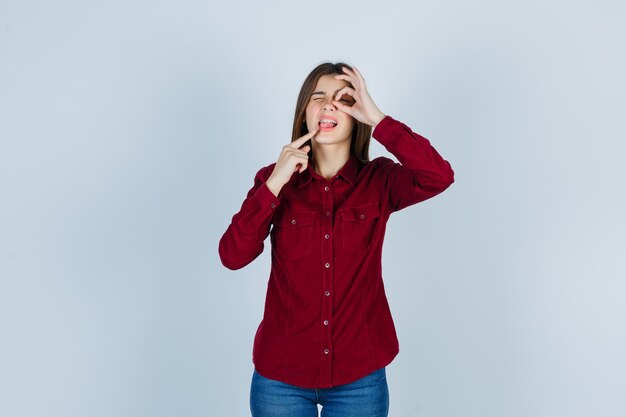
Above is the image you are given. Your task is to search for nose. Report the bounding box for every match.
[323,99,336,112]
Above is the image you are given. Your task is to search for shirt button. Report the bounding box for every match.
[324,348,330,354]
[325,262,330,268]
[325,291,330,296]
[324,185,329,191]
[360,214,365,219]
[270,202,276,208]
[323,320,329,326]
[324,234,330,239]
[291,219,296,225]
[325,210,331,216]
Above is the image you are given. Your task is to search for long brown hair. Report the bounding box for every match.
[291,62,372,164]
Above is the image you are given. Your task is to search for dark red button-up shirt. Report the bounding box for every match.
[218,115,454,389]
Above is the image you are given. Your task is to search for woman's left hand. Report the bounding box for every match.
[332,66,386,128]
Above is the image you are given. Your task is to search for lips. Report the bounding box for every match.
[318,115,338,130]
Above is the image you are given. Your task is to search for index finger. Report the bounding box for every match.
[343,66,367,89]
[288,129,317,148]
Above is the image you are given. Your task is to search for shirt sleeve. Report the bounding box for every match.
[373,115,455,212]
[218,165,281,270]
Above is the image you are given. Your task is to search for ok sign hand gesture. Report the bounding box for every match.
[331,66,386,128]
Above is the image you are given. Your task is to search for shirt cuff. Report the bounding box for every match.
[372,115,396,137]
[254,181,281,212]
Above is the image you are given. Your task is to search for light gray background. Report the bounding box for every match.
[1,1,625,416]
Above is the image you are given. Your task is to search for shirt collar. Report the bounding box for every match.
[298,153,361,188]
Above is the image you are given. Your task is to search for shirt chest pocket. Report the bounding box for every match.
[272,210,317,260]
[339,203,381,254]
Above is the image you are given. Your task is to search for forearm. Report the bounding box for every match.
[218,168,281,270]
[373,115,454,185]
[373,115,454,211]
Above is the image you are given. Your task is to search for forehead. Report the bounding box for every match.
[312,74,350,93]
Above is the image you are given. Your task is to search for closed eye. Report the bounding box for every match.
[313,97,351,103]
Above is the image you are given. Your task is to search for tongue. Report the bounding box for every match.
[320,122,336,129]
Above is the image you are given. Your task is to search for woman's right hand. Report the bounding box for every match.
[266,129,317,196]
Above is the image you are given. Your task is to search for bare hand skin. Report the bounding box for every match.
[266,129,318,197]
[331,66,386,128]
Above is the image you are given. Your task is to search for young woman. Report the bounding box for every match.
[219,62,454,417]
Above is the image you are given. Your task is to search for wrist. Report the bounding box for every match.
[371,111,386,128]
[265,176,283,197]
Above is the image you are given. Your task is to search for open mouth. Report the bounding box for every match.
[319,118,338,130]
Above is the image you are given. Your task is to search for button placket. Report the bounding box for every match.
[320,180,334,387]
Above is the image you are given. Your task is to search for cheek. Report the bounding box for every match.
[305,105,317,120]
[343,118,356,130]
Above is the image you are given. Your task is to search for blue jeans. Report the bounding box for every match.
[250,367,389,417]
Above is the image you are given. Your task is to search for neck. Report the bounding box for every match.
[312,144,351,180]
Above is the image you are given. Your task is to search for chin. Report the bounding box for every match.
[316,131,338,138]
[315,136,350,145]
[318,128,348,137]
